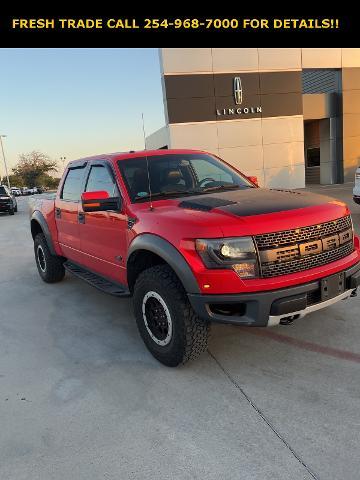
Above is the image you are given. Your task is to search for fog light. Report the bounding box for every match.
[232,263,256,278]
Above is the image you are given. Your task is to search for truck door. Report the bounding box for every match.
[55,164,87,263]
[78,161,128,284]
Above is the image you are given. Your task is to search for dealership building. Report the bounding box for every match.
[146,48,360,189]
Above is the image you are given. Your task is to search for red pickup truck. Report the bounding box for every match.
[29,149,360,366]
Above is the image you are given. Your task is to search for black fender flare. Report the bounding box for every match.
[127,234,201,294]
[30,210,56,255]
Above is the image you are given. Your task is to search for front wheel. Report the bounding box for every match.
[133,265,210,367]
[8,207,14,215]
[34,233,65,283]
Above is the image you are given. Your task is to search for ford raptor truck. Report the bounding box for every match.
[29,150,360,366]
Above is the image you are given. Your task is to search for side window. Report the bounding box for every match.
[61,167,86,201]
[85,165,118,197]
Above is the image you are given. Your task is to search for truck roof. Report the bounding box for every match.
[67,149,207,168]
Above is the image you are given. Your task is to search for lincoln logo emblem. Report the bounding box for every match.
[216,76,261,116]
[234,77,243,105]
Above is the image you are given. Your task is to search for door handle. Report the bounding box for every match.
[78,212,86,224]
[55,207,61,219]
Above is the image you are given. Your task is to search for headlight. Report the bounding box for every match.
[195,237,259,278]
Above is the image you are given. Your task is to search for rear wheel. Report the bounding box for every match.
[8,206,14,215]
[133,265,210,367]
[34,233,65,283]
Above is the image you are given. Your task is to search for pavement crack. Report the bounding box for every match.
[208,349,320,480]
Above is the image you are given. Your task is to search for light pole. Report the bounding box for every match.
[60,156,67,172]
[0,135,11,189]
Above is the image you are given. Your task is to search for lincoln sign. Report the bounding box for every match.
[216,76,262,117]
[216,106,262,116]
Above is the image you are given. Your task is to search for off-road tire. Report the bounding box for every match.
[34,233,65,283]
[133,264,210,367]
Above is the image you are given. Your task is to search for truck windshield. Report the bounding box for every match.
[118,153,254,202]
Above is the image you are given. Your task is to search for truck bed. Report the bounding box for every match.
[28,193,56,216]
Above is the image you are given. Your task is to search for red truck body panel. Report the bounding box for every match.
[32,149,360,295]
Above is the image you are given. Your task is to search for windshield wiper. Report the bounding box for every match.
[134,190,196,201]
[200,184,246,193]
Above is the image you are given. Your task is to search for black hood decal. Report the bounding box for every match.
[178,188,334,216]
[179,197,237,212]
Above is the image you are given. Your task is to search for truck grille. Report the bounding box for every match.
[260,242,354,278]
[254,216,354,278]
[255,215,352,249]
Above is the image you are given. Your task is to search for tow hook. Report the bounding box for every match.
[279,314,301,325]
[351,288,358,297]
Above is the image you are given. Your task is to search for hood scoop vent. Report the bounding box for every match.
[179,197,237,212]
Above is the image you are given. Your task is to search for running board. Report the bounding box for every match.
[64,261,130,297]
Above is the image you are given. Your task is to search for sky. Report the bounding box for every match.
[0,48,165,175]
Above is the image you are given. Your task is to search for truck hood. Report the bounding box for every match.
[132,188,350,239]
[177,188,334,215]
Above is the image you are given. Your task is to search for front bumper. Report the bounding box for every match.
[188,262,360,327]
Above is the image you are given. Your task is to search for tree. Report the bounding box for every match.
[8,173,25,187]
[37,173,61,189]
[12,151,58,187]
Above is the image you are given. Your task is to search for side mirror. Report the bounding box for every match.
[247,176,259,187]
[81,191,121,212]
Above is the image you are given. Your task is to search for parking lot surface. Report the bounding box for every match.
[0,186,360,480]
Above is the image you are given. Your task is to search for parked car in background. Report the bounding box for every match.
[21,187,38,195]
[353,167,360,204]
[11,187,22,196]
[28,187,42,194]
[0,185,17,215]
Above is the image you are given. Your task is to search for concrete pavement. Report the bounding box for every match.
[0,188,360,480]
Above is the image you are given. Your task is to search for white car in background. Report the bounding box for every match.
[22,187,37,195]
[354,167,360,205]
[11,187,22,196]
